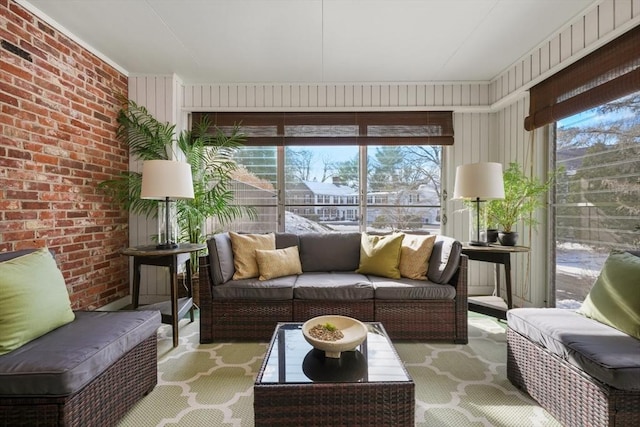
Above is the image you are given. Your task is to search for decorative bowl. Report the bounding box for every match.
[302,315,367,358]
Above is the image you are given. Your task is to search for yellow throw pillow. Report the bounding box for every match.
[255,246,303,281]
[356,233,404,279]
[229,232,276,280]
[399,234,436,280]
[0,248,75,355]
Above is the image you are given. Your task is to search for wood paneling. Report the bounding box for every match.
[490,0,640,106]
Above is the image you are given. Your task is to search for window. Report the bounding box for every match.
[554,92,640,308]
[197,112,447,235]
[208,144,442,235]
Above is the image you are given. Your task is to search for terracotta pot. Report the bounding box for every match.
[498,231,519,246]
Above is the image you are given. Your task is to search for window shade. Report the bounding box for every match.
[192,111,454,146]
[524,25,640,131]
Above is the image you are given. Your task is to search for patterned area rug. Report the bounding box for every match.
[118,314,561,426]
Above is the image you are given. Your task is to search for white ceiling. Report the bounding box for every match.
[22,0,598,84]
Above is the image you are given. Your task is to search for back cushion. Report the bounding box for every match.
[275,233,300,250]
[207,233,235,285]
[427,235,462,284]
[299,232,361,272]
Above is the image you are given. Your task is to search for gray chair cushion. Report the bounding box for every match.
[370,276,456,300]
[0,310,161,396]
[211,276,296,300]
[508,308,640,391]
[427,235,462,284]
[298,232,361,272]
[293,272,373,299]
[276,233,300,249]
[207,232,235,285]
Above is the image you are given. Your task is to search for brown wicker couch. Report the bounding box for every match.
[0,249,161,427]
[199,232,468,343]
[507,308,640,426]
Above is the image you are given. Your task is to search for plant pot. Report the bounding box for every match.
[498,231,519,246]
[485,229,499,243]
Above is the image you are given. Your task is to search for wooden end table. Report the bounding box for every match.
[462,244,530,319]
[121,243,206,347]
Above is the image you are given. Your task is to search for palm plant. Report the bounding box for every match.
[99,97,254,265]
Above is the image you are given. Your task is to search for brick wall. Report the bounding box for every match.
[0,0,129,309]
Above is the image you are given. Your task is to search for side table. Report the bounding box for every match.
[121,243,206,347]
[462,244,530,320]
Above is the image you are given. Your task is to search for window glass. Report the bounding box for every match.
[554,92,640,308]
[205,144,443,236]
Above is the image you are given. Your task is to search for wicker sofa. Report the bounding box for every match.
[198,232,468,343]
[507,250,640,427]
[0,249,161,427]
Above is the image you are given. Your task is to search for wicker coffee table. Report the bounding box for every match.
[254,322,415,426]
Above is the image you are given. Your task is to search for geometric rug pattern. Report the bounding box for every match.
[118,314,561,426]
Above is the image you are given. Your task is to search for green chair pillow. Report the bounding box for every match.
[576,250,640,339]
[356,233,404,279]
[0,248,75,355]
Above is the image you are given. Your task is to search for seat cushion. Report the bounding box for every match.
[370,276,456,300]
[508,308,640,391]
[211,276,296,300]
[0,310,161,396]
[293,272,373,300]
[298,232,361,272]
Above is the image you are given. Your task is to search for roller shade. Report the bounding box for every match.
[192,111,454,146]
[524,25,640,131]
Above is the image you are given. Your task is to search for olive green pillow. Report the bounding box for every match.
[577,251,640,339]
[356,233,405,279]
[255,246,303,281]
[229,232,276,280]
[0,248,75,355]
[399,234,436,280]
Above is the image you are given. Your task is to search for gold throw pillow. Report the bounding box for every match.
[399,234,436,280]
[255,246,303,281]
[229,232,275,280]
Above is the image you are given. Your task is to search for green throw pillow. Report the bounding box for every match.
[0,248,75,355]
[356,233,404,279]
[576,251,640,339]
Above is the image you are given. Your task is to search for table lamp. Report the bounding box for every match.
[141,160,194,249]
[453,162,505,246]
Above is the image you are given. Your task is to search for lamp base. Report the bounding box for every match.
[156,242,179,250]
[468,240,491,247]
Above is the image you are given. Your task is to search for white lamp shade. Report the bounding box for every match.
[453,162,505,200]
[140,160,194,200]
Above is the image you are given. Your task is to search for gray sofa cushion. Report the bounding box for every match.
[427,235,462,284]
[293,272,373,299]
[0,310,161,396]
[508,308,640,391]
[276,233,300,249]
[298,232,361,272]
[208,232,235,285]
[211,276,295,300]
[370,276,456,300]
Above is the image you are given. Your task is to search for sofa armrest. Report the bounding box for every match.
[198,255,215,343]
[452,254,468,344]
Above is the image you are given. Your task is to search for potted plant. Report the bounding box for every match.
[486,162,553,246]
[99,97,254,269]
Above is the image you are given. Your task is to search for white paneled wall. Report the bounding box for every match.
[125,1,639,306]
[490,0,640,107]
[127,75,182,304]
[183,83,491,111]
